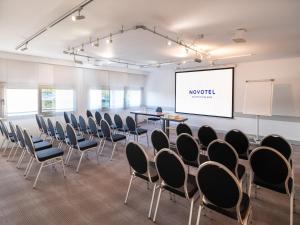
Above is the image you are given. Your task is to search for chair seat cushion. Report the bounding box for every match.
[118,127,129,132]
[76,140,97,151]
[135,161,159,182]
[36,148,64,162]
[253,175,293,194]
[34,141,52,151]
[163,174,198,198]
[32,137,43,143]
[130,128,147,135]
[148,117,160,121]
[237,164,246,180]
[203,192,250,220]
[238,152,248,160]
[107,134,126,142]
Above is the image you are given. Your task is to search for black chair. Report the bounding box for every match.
[35,114,43,137]
[151,129,169,155]
[70,113,80,131]
[23,129,65,188]
[176,123,193,136]
[225,129,250,160]
[104,113,117,130]
[64,112,71,124]
[195,161,251,225]
[197,125,218,151]
[47,118,57,144]
[39,116,50,138]
[153,149,198,225]
[249,147,294,225]
[65,124,98,172]
[114,114,128,133]
[79,115,90,135]
[86,110,93,118]
[207,140,246,181]
[126,116,149,146]
[88,117,104,160]
[6,121,19,161]
[261,134,293,163]
[95,111,102,126]
[0,120,17,156]
[147,107,162,125]
[99,119,126,161]
[124,142,159,218]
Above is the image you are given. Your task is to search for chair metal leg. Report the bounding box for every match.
[76,151,84,173]
[11,146,20,161]
[148,183,157,218]
[99,140,106,156]
[146,133,149,147]
[124,174,134,204]
[25,158,35,178]
[2,141,10,156]
[188,198,195,225]
[16,150,25,168]
[0,139,5,150]
[61,157,66,177]
[33,162,44,188]
[6,144,16,161]
[290,192,294,225]
[196,205,202,225]
[153,187,162,222]
[24,157,33,176]
[110,143,117,161]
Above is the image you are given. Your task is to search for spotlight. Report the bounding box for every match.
[92,38,99,47]
[194,58,202,63]
[79,44,84,52]
[20,43,28,51]
[72,7,85,21]
[73,55,83,64]
[106,34,112,44]
[167,40,172,46]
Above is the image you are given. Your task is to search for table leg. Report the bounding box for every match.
[134,114,138,124]
[166,120,170,137]
[162,120,165,133]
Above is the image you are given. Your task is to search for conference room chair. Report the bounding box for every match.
[0,121,5,149]
[95,111,102,126]
[70,113,80,132]
[153,148,198,225]
[35,114,43,137]
[147,106,162,125]
[47,118,58,144]
[0,120,17,156]
[79,115,90,136]
[126,116,149,146]
[195,161,251,225]
[114,114,128,134]
[99,119,127,161]
[151,129,170,155]
[64,111,71,124]
[88,117,104,159]
[197,125,218,152]
[23,129,65,188]
[86,109,93,118]
[39,115,51,139]
[6,121,19,161]
[176,123,193,136]
[207,140,246,181]
[225,129,250,160]
[104,112,117,130]
[260,134,293,165]
[249,147,294,225]
[176,133,208,169]
[124,142,159,218]
[65,124,98,172]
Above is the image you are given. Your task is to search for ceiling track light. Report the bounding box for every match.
[20,42,28,51]
[106,33,113,44]
[91,38,99,47]
[72,7,85,21]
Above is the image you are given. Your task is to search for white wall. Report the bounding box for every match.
[145,57,300,142]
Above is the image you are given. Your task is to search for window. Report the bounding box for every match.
[41,88,74,113]
[6,89,38,116]
[110,90,124,109]
[126,89,142,107]
[89,89,110,110]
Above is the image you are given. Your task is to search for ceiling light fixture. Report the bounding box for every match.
[20,42,28,51]
[232,28,247,43]
[73,55,83,64]
[167,40,172,46]
[79,44,84,51]
[106,33,113,44]
[92,38,99,47]
[72,7,85,21]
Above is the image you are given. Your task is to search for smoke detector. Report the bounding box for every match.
[232,28,247,43]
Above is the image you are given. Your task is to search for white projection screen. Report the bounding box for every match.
[175,68,234,118]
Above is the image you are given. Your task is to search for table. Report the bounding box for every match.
[130,111,165,124]
[161,115,188,137]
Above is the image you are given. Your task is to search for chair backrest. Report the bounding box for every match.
[88,117,98,136]
[104,113,113,126]
[207,140,238,175]
[66,123,78,147]
[0,120,3,136]
[70,113,79,129]
[126,116,136,132]
[8,121,17,141]
[176,133,199,164]
[100,119,111,138]
[176,123,193,136]
[16,125,26,148]
[197,125,218,148]
[151,129,169,153]
[0,120,10,139]
[225,129,249,157]
[156,107,162,112]
[40,116,49,134]
[95,111,102,126]
[55,121,66,141]
[155,149,187,189]
[79,115,88,133]
[86,110,93,118]
[35,114,42,131]
[261,134,292,160]
[249,147,291,192]
[64,112,71,124]
[23,129,35,155]
[126,142,148,175]
[47,118,56,137]
[114,114,123,129]
[196,161,241,209]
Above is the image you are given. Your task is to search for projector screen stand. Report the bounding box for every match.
[255,115,261,144]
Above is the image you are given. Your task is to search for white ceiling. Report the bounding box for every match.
[0,0,299,70]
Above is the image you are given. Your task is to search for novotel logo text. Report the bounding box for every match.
[189,89,216,95]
